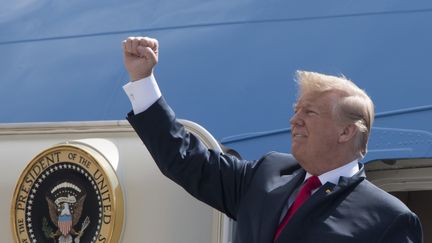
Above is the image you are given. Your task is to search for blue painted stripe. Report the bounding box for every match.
[1,8,432,46]
[221,105,432,144]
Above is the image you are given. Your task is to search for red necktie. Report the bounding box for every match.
[274,175,322,240]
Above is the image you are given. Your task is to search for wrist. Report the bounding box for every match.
[130,70,153,82]
[129,73,155,83]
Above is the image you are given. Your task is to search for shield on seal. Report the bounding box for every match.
[58,213,72,236]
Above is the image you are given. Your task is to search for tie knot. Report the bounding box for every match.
[304,175,321,191]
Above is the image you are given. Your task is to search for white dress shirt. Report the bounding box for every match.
[309,159,359,187]
[123,74,161,115]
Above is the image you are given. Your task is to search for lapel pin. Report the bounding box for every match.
[325,188,332,194]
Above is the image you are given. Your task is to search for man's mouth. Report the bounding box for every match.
[293,133,307,138]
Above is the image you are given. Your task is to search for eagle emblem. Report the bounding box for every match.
[44,182,90,243]
[11,146,123,243]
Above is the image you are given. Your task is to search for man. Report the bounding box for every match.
[122,36,423,242]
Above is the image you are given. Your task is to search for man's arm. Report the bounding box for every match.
[122,36,259,219]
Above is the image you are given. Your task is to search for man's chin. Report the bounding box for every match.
[291,149,302,161]
[291,143,303,155]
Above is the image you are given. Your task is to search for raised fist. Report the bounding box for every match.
[123,36,159,81]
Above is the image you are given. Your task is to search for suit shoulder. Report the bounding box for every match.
[358,179,411,213]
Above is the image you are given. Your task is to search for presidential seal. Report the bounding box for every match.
[11,142,124,243]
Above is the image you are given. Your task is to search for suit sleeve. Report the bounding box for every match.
[378,211,423,243]
[127,97,261,219]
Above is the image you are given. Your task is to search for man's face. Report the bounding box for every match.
[290,91,344,171]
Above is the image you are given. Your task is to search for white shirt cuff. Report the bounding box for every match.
[123,74,162,115]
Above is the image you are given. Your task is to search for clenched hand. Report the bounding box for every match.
[123,36,159,81]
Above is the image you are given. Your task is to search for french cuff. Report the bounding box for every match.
[122,74,162,115]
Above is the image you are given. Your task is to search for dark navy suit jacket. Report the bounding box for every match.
[127,97,423,243]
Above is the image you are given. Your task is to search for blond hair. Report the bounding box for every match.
[295,70,375,158]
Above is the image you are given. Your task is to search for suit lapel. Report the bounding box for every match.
[258,169,305,243]
[275,164,366,242]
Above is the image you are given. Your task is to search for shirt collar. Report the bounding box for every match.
[304,159,359,185]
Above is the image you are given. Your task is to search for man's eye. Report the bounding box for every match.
[306,110,316,115]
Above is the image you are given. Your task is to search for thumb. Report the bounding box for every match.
[137,46,158,64]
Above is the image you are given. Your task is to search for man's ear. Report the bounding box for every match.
[338,123,357,143]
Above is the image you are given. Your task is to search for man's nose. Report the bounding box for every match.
[290,112,304,126]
